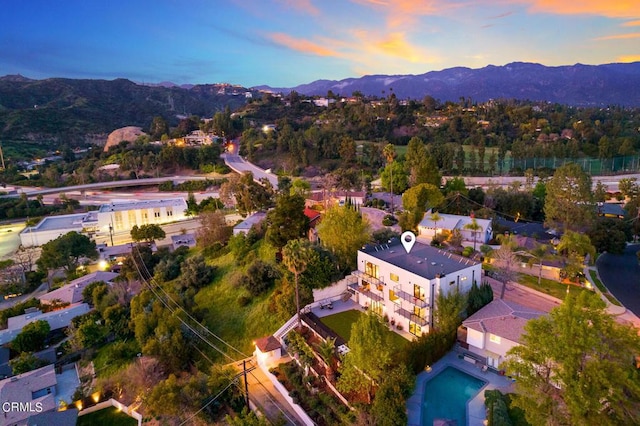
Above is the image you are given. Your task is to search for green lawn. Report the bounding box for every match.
[194,242,283,356]
[77,406,137,426]
[92,340,140,378]
[516,273,592,300]
[320,310,409,350]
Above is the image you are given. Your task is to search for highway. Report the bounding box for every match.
[2,176,212,198]
[223,152,279,188]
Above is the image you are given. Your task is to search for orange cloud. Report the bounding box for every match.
[277,0,319,15]
[622,20,640,27]
[595,32,640,40]
[351,30,440,64]
[269,33,341,56]
[518,0,640,19]
[375,32,432,62]
[618,55,640,62]
[352,0,454,28]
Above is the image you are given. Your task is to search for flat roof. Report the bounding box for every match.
[98,197,187,213]
[360,238,479,280]
[234,211,267,230]
[21,213,87,234]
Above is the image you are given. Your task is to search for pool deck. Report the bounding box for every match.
[407,350,515,426]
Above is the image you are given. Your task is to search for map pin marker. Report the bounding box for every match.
[401,231,416,254]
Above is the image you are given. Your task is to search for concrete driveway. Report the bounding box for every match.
[597,244,640,316]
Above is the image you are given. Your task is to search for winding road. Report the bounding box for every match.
[597,244,640,317]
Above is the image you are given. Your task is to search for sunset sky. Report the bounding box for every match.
[1,0,639,87]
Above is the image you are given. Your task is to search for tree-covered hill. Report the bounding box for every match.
[0,76,257,142]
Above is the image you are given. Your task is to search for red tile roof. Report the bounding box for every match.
[255,335,281,353]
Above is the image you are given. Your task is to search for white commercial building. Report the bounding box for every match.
[20,198,188,247]
[349,238,481,337]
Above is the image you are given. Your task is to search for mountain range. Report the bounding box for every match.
[260,62,640,107]
[0,76,254,143]
[2,61,640,144]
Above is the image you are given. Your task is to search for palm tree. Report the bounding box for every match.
[316,337,337,382]
[463,217,482,251]
[556,231,596,283]
[282,238,316,329]
[521,244,550,287]
[383,143,396,212]
[429,211,442,240]
[557,231,596,263]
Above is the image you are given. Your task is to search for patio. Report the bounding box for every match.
[407,350,515,426]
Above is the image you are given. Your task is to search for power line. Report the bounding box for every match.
[131,245,249,359]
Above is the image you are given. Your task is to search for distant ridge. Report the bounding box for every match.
[257,61,640,107]
[0,77,257,141]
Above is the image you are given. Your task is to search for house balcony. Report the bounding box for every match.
[352,270,385,287]
[394,305,428,326]
[348,282,384,302]
[393,286,428,308]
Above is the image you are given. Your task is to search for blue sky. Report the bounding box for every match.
[1,0,639,87]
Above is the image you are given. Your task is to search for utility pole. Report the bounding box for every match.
[243,359,250,410]
[0,142,5,170]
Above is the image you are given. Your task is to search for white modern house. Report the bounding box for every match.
[349,239,482,337]
[20,198,189,247]
[418,212,492,245]
[459,299,544,369]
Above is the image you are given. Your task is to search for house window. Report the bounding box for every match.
[365,262,379,279]
[413,306,426,320]
[153,208,161,220]
[390,273,399,282]
[166,207,173,217]
[413,284,425,301]
[389,290,399,304]
[142,211,149,224]
[449,280,455,286]
[409,322,421,336]
[489,334,501,344]
[371,300,383,316]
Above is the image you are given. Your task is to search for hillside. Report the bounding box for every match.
[259,62,640,107]
[0,76,257,143]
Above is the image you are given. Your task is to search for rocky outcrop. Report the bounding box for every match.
[104,126,146,152]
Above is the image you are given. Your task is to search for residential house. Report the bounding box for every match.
[0,364,57,426]
[418,212,492,246]
[0,304,90,345]
[350,238,481,337]
[596,202,625,219]
[171,233,196,250]
[303,208,321,243]
[459,299,544,369]
[38,271,118,305]
[305,190,366,210]
[232,212,267,236]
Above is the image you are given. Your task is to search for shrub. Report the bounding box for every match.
[236,295,251,307]
[240,260,278,296]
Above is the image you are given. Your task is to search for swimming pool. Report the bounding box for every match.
[421,366,486,425]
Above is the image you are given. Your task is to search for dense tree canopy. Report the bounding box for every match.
[37,231,98,273]
[131,224,166,243]
[265,194,309,250]
[544,163,594,232]
[317,205,371,270]
[503,292,640,425]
